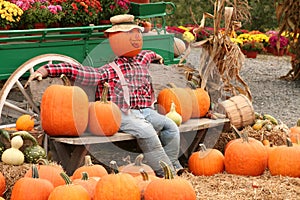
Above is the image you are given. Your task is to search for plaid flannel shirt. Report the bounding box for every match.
[44,50,157,110]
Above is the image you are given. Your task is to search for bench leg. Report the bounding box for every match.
[50,140,90,175]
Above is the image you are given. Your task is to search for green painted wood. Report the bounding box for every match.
[0,25,175,80]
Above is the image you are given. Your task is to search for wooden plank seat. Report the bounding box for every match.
[29,63,230,174]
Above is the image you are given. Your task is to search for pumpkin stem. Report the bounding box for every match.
[139,169,149,181]
[167,82,177,88]
[31,164,39,179]
[159,160,174,179]
[109,160,119,174]
[36,158,50,165]
[286,137,293,147]
[60,74,71,86]
[101,82,109,103]
[296,118,300,127]
[241,132,249,143]
[84,155,93,166]
[81,172,89,181]
[134,154,145,166]
[60,172,72,185]
[199,143,207,152]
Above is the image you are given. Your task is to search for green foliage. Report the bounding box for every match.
[151,0,277,31]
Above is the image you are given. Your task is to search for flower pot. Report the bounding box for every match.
[245,51,258,58]
[272,48,285,56]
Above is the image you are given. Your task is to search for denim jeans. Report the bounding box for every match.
[119,108,183,176]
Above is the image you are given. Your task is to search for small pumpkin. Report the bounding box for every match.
[72,172,98,200]
[0,172,6,197]
[41,74,89,136]
[188,144,224,176]
[290,118,300,144]
[1,135,24,165]
[187,88,210,118]
[119,154,156,177]
[24,159,65,187]
[268,138,300,177]
[143,161,196,200]
[11,165,54,200]
[72,155,108,180]
[48,172,90,200]
[224,133,268,176]
[157,83,192,123]
[136,169,159,200]
[16,114,35,131]
[88,82,122,136]
[94,161,141,200]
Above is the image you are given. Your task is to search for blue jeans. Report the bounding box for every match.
[119,108,182,175]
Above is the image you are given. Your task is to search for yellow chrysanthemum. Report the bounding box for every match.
[182,31,195,43]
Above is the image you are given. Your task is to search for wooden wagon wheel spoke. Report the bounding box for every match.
[0,54,81,126]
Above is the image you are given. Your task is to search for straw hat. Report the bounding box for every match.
[105,14,144,33]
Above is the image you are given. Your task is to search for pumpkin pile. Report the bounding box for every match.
[0,155,198,199]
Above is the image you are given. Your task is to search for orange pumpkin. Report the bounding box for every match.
[24,160,65,187]
[94,161,140,200]
[119,154,156,177]
[72,155,108,180]
[0,172,5,197]
[157,84,192,123]
[16,114,35,131]
[188,144,224,176]
[136,169,159,200]
[268,139,300,177]
[88,82,122,136]
[72,172,98,200]
[41,75,89,136]
[187,88,210,118]
[108,28,143,57]
[224,133,268,176]
[144,161,196,200]
[290,119,300,144]
[48,172,90,200]
[11,165,54,200]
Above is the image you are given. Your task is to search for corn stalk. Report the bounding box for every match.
[275,0,300,80]
[179,0,252,106]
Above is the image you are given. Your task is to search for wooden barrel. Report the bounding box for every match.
[218,94,255,129]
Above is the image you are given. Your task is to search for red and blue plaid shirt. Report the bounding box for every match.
[44,50,157,110]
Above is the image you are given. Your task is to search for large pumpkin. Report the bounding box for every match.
[48,172,90,200]
[187,88,210,118]
[144,161,196,200]
[290,119,300,143]
[108,29,143,57]
[188,144,224,176]
[268,139,300,177]
[157,84,192,123]
[94,161,140,200]
[72,155,108,180]
[24,160,65,187]
[88,82,122,136]
[0,172,5,197]
[224,133,268,176]
[11,165,54,200]
[41,75,89,136]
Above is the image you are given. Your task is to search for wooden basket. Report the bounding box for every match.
[217,94,255,129]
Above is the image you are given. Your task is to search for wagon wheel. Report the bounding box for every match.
[0,54,81,128]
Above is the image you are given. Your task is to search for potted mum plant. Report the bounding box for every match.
[98,0,130,24]
[268,35,289,56]
[241,41,264,58]
[59,0,102,27]
[0,0,23,30]
[19,1,64,29]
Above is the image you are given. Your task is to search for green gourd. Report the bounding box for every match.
[1,135,25,165]
[12,131,46,163]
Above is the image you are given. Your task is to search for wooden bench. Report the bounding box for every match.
[30,63,230,174]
